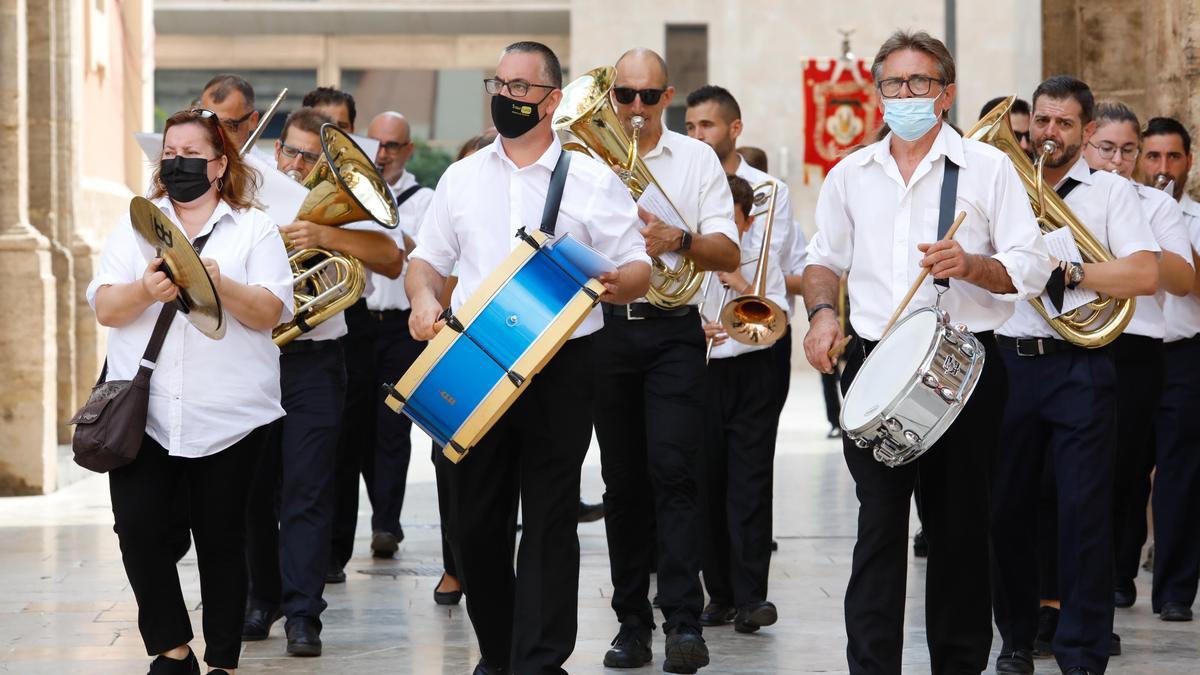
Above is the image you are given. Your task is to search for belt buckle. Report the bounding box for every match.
[625,304,644,321]
[1016,338,1043,357]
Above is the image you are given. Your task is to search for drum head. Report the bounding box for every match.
[841,309,939,430]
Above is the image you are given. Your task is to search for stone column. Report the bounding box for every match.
[0,0,58,495]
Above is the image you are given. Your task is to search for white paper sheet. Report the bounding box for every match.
[636,183,690,271]
[348,133,380,160]
[1039,227,1098,318]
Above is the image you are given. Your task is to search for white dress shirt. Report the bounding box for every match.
[1164,194,1200,342]
[86,197,294,458]
[998,156,1159,338]
[410,135,650,338]
[781,209,809,319]
[637,129,740,306]
[1123,183,1193,339]
[806,124,1051,342]
[364,171,433,312]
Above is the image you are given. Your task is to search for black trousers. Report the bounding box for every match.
[700,348,777,608]
[992,343,1116,673]
[332,303,424,567]
[1152,336,1200,611]
[594,311,707,632]
[840,333,1002,675]
[111,427,267,669]
[770,324,794,423]
[433,442,458,578]
[443,337,594,675]
[1112,334,1165,589]
[245,341,346,625]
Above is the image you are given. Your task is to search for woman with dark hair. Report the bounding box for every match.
[88,108,293,675]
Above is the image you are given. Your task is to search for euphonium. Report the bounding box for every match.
[965,96,1133,348]
[552,66,704,309]
[272,123,399,345]
[718,180,788,347]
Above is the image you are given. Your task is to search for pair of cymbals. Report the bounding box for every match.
[129,196,225,339]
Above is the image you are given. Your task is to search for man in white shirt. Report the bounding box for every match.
[683,85,790,634]
[241,106,403,657]
[592,48,740,674]
[802,31,1050,675]
[405,41,650,675]
[1140,116,1200,623]
[199,74,259,152]
[989,76,1158,675]
[330,110,432,575]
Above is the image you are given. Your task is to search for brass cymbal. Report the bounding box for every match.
[129,196,226,340]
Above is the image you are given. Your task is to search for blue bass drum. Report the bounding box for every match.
[384,228,609,463]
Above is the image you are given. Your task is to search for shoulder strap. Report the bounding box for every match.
[1057,177,1082,199]
[934,158,960,288]
[394,184,424,208]
[539,150,573,236]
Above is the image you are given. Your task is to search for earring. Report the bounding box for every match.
[217,177,224,191]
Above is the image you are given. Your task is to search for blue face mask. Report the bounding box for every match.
[883,93,943,141]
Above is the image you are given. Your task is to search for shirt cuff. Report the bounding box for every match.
[409,249,455,278]
[86,275,126,309]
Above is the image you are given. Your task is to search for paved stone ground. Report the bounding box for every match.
[0,370,1194,673]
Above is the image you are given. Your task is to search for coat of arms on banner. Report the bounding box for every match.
[802,58,882,183]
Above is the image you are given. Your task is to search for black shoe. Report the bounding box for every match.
[371,530,400,559]
[1113,581,1136,608]
[1161,602,1194,622]
[603,621,653,668]
[434,573,463,606]
[472,657,509,674]
[734,601,778,634]
[1064,669,1095,675]
[663,627,709,673]
[325,566,346,584]
[578,500,605,523]
[1033,605,1058,658]
[148,647,200,674]
[770,540,779,552]
[652,594,661,609]
[168,531,192,564]
[913,528,928,558]
[242,605,283,641]
[698,602,735,626]
[285,617,322,657]
[1110,632,1121,656]
[995,648,1033,673]
[827,426,841,438]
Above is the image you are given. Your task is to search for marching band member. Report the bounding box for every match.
[981,96,1034,160]
[990,77,1158,675]
[199,74,260,153]
[241,107,403,656]
[802,31,1050,675]
[405,41,651,675]
[302,86,356,132]
[1140,117,1200,622]
[594,48,740,674]
[684,85,793,632]
[1081,103,1192,619]
[91,108,292,675]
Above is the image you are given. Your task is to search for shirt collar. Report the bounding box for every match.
[490,133,562,173]
[1181,193,1200,217]
[859,122,966,169]
[642,128,674,161]
[1057,155,1096,189]
[389,170,418,193]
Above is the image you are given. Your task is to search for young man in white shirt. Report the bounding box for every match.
[593,48,740,674]
[241,106,403,657]
[684,85,792,634]
[405,41,651,675]
[1140,117,1200,623]
[802,30,1050,675]
[989,76,1159,675]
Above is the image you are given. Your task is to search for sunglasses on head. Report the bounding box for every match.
[612,87,666,106]
[180,108,227,152]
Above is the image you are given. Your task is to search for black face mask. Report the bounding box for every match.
[161,156,216,203]
[490,91,551,139]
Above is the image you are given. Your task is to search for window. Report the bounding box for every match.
[665,24,708,133]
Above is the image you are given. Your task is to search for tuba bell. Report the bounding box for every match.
[271,123,399,346]
[552,66,704,309]
[965,96,1134,348]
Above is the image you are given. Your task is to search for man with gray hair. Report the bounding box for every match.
[199,74,259,151]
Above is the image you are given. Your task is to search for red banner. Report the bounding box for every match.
[802,59,882,183]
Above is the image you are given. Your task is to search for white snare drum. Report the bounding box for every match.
[839,307,985,467]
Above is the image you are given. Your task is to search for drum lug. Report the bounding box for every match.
[885,417,903,432]
[942,328,959,345]
[506,370,526,388]
[442,309,465,334]
[381,382,406,404]
[937,387,957,403]
[903,430,921,445]
[854,437,871,449]
[921,372,939,389]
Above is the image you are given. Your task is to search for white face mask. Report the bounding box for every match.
[883,92,943,142]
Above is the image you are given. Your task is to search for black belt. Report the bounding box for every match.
[280,338,340,355]
[366,307,409,321]
[602,303,699,320]
[996,334,1076,357]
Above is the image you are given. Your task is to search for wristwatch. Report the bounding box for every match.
[807,303,836,321]
[678,230,693,252]
[1066,262,1084,290]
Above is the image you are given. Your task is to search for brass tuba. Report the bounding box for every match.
[965,96,1133,348]
[272,123,399,345]
[719,180,788,346]
[552,66,704,309]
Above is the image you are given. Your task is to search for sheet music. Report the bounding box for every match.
[1040,227,1098,318]
[636,183,689,271]
[349,133,380,160]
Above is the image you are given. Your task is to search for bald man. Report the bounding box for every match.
[329,111,434,577]
[592,47,739,674]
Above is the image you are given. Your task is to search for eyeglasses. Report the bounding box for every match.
[483,77,556,98]
[1015,130,1031,143]
[279,141,322,164]
[612,87,667,106]
[1087,141,1139,161]
[877,75,946,98]
[378,140,411,155]
[219,109,256,131]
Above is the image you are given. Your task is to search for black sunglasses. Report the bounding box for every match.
[612,87,666,106]
[184,108,227,152]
